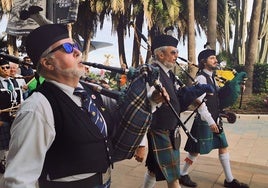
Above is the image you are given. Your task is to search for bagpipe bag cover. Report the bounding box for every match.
[112,65,159,162]
[218,72,247,109]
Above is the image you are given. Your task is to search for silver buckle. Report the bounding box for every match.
[102,167,111,184]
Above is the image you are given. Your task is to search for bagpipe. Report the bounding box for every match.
[217,66,247,123]
[215,63,248,110]
[178,57,247,124]
[81,61,210,161]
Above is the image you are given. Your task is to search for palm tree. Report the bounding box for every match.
[186,0,197,84]
[207,0,217,50]
[72,0,109,62]
[258,0,268,64]
[244,0,262,95]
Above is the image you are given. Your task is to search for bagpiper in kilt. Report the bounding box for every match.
[145,63,181,183]
[184,71,228,154]
[180,48,249,188]
[0,59,23,174]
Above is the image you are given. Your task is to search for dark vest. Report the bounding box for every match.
[198,71,220,122]
[0,79,21,122]
[38,82,113,180]
[151,65,181,130]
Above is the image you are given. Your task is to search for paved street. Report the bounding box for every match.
[111,112,268,188]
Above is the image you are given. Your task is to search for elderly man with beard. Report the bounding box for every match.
[140,34,183,188]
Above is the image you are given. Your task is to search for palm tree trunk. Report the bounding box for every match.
[208,0,217,50]
[240,0,247,66]
[245,0,262,95]
[257,0,268,64]
[131,10,144,68]
[117,14,127,68]
[224,0,230,54]
[187,0,197,85]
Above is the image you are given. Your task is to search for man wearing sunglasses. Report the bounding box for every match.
[0,24,166,188]
[19,56,34,83]
[0,58,23,174]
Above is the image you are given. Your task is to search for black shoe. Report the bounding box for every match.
[0,159,6,174]
[224,179,249,188]
[179,174,197,187]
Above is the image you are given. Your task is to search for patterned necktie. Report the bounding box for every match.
[73,87,107,137]
[4,79,14,91]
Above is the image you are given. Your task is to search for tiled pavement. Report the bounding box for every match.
[111,112,268,188]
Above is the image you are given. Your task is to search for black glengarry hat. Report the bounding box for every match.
[198,49,216,64]
[26,24,69,67]
[0,58,9,66]
[151,34,178,52]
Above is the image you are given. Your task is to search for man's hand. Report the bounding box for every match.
[151,87,170,104]
[134,146,146,163]
[210,124,220,133]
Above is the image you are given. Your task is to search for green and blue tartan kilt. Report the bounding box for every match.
[184,116,228,154]
[0,121,11,150]
[146,129,180,183]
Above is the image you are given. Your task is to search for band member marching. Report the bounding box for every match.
[180,47,249,188]
[0,58,23,174]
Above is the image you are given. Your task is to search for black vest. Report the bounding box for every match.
[198,71,220,122]
[151,65,181,130]
[38,82,113,180]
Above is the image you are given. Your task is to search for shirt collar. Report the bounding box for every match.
[156,61,171,75]
[47,80,83,96]
[203,69,214,77]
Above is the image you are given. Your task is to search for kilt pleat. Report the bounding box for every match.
[184,117,228,154]
[147,129,180,183]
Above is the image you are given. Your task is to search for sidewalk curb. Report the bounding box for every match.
[182,111,268,120]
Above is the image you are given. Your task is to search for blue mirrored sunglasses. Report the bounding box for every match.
[47,42,80,55]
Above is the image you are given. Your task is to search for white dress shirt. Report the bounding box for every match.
[0,77,19,102]
[0,80,98,188]
[196,69,219,126]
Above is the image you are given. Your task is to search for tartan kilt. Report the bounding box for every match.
[0,121,11,150]
[184,116,228,154]
[146,129,180,183]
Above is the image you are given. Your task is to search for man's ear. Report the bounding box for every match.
[158,51,165,60]
[40,57,54,70]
